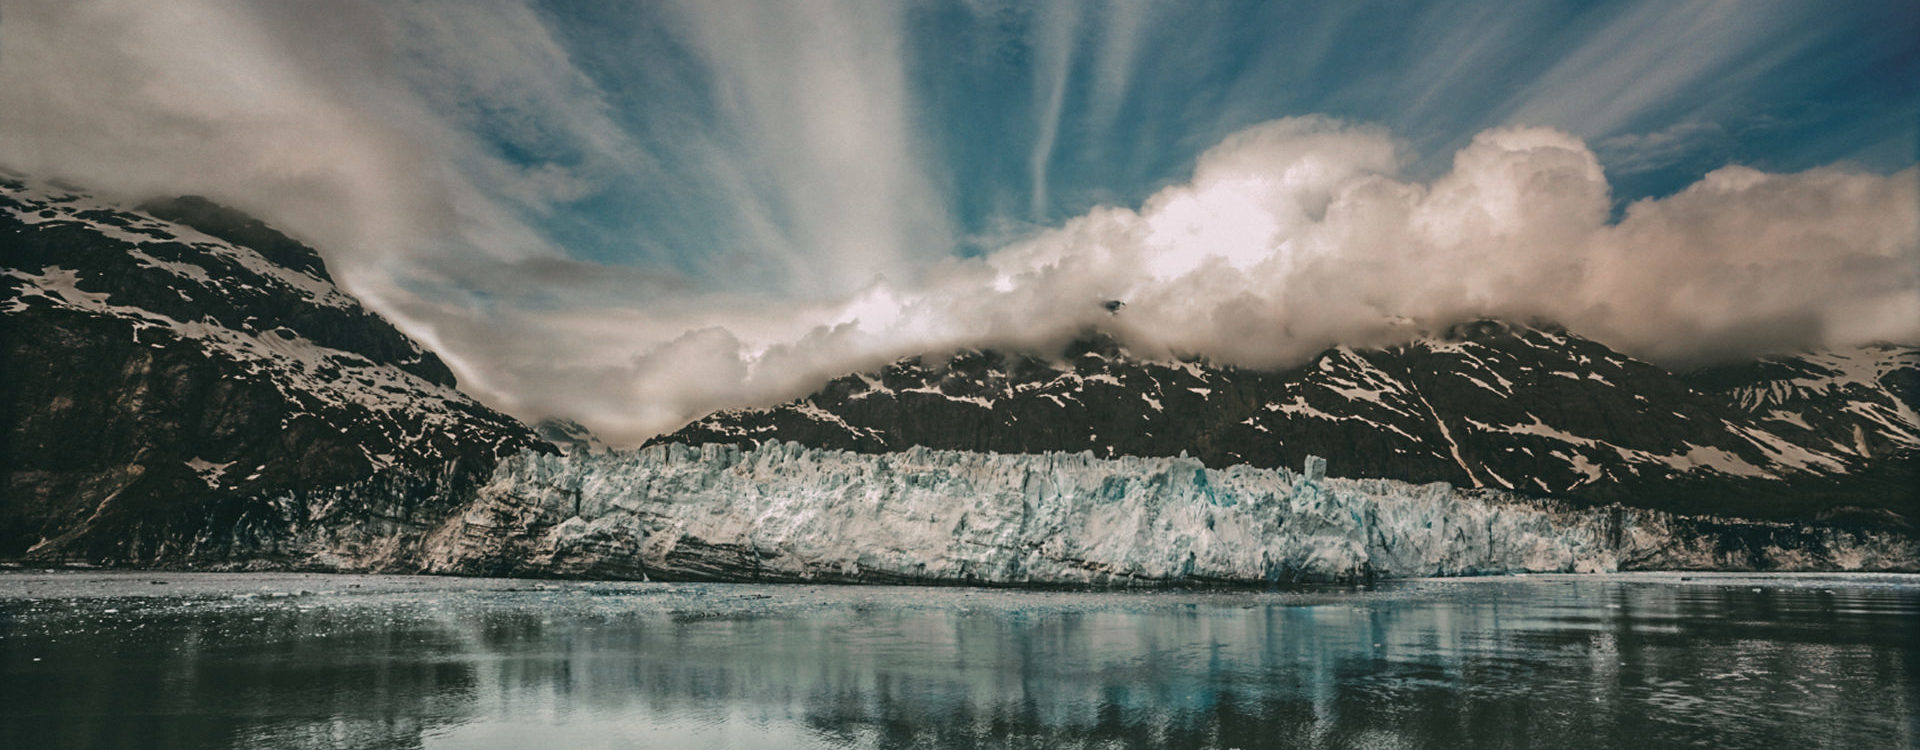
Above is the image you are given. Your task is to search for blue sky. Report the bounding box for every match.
[506,0,1917,284]
[2,0,1915,440]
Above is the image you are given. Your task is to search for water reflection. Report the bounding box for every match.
[1,575,1914,749]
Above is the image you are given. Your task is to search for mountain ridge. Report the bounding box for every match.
[1,174,550,563]
[653,321,1919,527]
[3,170,1912,579]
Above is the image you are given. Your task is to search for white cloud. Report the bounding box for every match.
[668,0,952,298]
[465,118,1913,444]
[0,0,632,278]
[3,2,1912,448]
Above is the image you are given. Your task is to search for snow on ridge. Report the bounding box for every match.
[1733,347,1917,405]
[1308,350,1417,413]
[792,401,870,431]
[1717,346,1920,452]
[184,457,235,488]
[1729,424,1846,473]
[1461,413,1810,480]
[849,372,893,399]
[1463,413,1598,447]
[1555,450,1605,486]
[3,266,107,309]
[1,177,355,310]
[1673,443,1770,479]
[898,385,996,409]
[5,258,489,461]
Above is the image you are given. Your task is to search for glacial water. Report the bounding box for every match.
[0,572,1914,749]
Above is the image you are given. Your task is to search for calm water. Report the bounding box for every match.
[0,572,1915,749]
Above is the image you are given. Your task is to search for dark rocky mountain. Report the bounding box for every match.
[655,321,1919,527]
[1,174,549,565]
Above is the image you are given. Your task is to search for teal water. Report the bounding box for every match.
[1,572,1914,749]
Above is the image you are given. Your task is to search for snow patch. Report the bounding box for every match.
[184,458,235,488]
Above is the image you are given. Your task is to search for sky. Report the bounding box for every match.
[2,0,1916,443]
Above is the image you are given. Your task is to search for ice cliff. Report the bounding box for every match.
[421,442,1916,583]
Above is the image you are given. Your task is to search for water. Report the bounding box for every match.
[0,572,1914,749]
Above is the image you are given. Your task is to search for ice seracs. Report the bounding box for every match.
[426,441,1914,583]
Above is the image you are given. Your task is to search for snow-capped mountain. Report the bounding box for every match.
[1688,345,1920,463]
[2,170,1910,578]
[1,174,548,563]
[656,321,1919,527]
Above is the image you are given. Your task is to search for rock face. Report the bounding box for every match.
[655,323,1920,526]
[419,442,1917,583]
[1,175,547,565]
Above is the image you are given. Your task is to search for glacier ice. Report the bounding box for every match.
[419,441,1916,584]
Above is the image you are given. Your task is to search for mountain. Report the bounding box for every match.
[1,174,549,565]
[654,321,1919,527]
[2,170,1911,579]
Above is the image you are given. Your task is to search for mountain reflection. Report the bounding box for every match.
[1,577,1913,749]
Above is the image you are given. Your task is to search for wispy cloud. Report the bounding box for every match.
[1025,2,1077,218]
[1495,1,1830,139]
[1,0,1912,444]
[1595,121,1729,176]
[417,119,1920,442]
[669,0,951,297]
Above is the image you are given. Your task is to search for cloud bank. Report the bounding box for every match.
[383,118,1920,443]
[1,1,1914,445]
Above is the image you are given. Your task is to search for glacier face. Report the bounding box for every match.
[655,324,1920,529]
[420,442,1917,584]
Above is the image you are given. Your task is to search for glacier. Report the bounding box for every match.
[416,441,1917,584]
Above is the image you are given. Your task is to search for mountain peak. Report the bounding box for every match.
[1435,317,1570,344]
[136,194,331,281]
[3,174,547,562]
